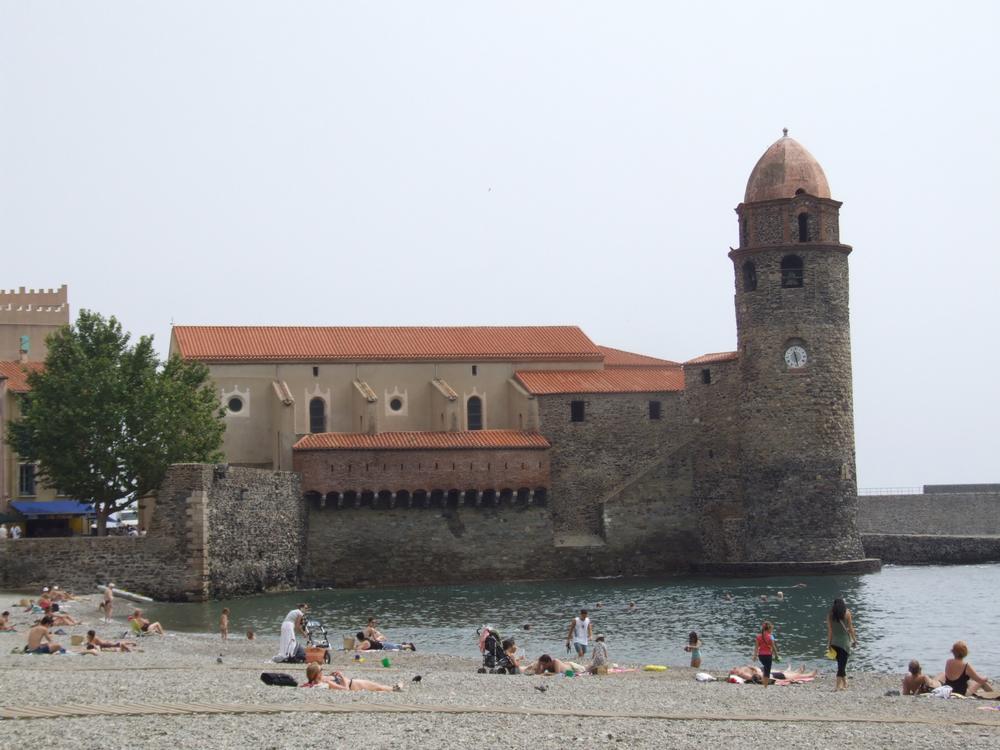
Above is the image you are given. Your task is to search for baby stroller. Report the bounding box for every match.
[477,626,518,674]
[305,619,332,663]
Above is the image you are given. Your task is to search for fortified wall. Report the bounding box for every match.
[0,285,69,361]
[0,465,302,600]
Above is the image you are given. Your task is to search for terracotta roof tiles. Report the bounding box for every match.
[515,367,684,395]
[173,326,602,363]
[294,430,550,451]
[684,351,739,365]
[598,345,680,368]
[0,361,44,392]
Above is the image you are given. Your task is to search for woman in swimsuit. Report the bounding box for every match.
[942,641,992,696]
[300,662,402,692]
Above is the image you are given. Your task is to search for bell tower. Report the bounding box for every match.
[730,131,867,564]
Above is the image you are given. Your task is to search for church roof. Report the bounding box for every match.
[172,326,603,363]
[294,429,550,451]
[744,131,831,203]
[515,367,684,395]
[598,345,680,368]
[684,351,739,365]
[0,361,44,392]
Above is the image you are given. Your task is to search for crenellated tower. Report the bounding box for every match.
[730,131,867,563]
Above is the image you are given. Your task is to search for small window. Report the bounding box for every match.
[227,396,244,413]
[649,400,662,420]
[19,463,36,496]
[701,369,711,385]
[742,261,757,292]
[471,365,478,376]
[309,397,327,433]
[570,400,586,422]
[797,213,810,242]
[467,396,483,430]
[781,254,804,288]
[312,366,319,377]
[389,397,403,412]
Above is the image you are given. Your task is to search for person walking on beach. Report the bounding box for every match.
[220,608,230,640]
[826,597,857,691]
[752,621,778,688]
[566,609,592,658]
[685,631,703,668]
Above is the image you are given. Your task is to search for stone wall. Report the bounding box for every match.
[862,534,1000,565]
[859,492,1000,536]
[537,391,686,535]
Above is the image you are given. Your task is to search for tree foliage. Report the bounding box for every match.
[7,310,225,533]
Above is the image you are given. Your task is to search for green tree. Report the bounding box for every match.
[7,310,225,535]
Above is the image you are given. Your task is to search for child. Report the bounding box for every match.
[247,628,256,641]
[502,637,522,673]
[752,621,779,688]
[220,608,230,640]
[588,634,609,674]
[685,631,703,668]
[0,611,14,631]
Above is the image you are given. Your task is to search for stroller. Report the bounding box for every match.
[305,619,332,663]
[477,626,518,674]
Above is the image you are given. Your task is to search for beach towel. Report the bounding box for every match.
[695,672,716,682]
[929,685,953,699]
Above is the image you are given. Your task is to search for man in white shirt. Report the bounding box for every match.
[10,525,22,539]
[566,608,593,658]
[0,524,8,539]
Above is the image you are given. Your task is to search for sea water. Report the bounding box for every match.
[134,563,1000,674]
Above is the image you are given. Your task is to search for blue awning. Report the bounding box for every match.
[10,500,95,517]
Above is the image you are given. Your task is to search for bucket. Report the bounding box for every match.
[343,636,355,651]
[70,635,84,646]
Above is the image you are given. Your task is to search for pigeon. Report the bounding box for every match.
[533,685,548,693]
[216,656,223,664]
[412,675,422,683]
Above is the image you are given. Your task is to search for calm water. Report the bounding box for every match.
[128,564,1000,675]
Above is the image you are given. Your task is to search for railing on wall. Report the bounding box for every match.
[858,487,923,496]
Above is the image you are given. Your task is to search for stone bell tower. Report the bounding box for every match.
[729,131,872,567]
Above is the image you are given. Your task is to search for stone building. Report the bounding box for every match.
[171,133,878,583]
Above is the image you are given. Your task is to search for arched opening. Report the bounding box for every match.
[481,489,498,507]
[742,260,757,292]
[516,488,531,506]
[304,490,322,509]
[309,397,327,433]
[359,490,375,508]
[463,489,479,507]
[446,489,461,508]
[781,254,804,288]
[375,490,393,510]
[467,396,483,430]
[499,488,514,507]
[412,490,428,509]
[342,490,358,509]
[797,213,810,242]
[324,491,340,510]
[533,487,548,506]
[395,490,410,509]
[429,489,445,508]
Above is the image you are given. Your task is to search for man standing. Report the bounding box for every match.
[566,608,593,658]
[0,523,8,539]
[10,524,21,539]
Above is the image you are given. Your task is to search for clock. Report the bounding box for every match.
[784,345,807,369]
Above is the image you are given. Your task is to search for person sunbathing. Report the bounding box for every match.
[523,654,585,675]
[84,630,134,652]
[300,662,402,692]
[729,664,816,683]
[902,660,939,695]
[24,616,65,654]
[47,604,81,627]
[129,609,165,635]
[361,619,416,651]
[940,641,992,696]
[354,631,414,651]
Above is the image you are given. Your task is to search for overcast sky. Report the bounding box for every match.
[2,2,997,489]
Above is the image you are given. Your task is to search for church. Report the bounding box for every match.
[169,133,879,585]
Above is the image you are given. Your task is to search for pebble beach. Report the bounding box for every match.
[1,593,998,749]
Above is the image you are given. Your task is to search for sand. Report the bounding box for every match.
[1,593,998,749]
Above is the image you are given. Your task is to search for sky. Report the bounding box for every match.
[2,2,998,489]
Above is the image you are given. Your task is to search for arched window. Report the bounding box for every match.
[797,213,810,242]
[742,260,757,292]
[467,396,483,430]
[309,397,327,433]
[781,254,804,288]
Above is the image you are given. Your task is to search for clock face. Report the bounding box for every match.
[784,345,808,369]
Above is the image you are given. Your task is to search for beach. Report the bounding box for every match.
[1,593,998,749]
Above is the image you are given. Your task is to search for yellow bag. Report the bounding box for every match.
[825,647,837,660]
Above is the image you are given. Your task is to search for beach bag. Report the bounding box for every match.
[284,644,307,663]
[260,672,298,687]
[825,647,837,660]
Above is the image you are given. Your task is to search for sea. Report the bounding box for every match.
[116,563,1000,674]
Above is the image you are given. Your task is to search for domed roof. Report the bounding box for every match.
[744,130,830,203]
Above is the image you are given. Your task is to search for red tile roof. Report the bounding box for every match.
[684,351,739,365]
[0,361,44,392]
[173,326,602,363]
[598,345,680,368]
[515,367,684,395]
[294,430,550,451]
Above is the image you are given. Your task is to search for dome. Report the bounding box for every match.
[744,130,830,203]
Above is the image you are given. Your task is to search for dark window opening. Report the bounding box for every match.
[795,188,806,195]
[742,261,757,292]
[797,213,810,242]
[570,400,586,422]
[701,369,711,385]
[309,397,327,433]
[227,396,243,413]
[19,463,36,496]
[781,254,804,288]
[471,365,478,376]
[389,397,403,412]
[649,400,662,420]
[467,396,483,430]
[312,366,319,377]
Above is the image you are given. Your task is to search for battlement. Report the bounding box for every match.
[0,285,68,307]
